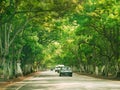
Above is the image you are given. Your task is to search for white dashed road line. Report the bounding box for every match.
[15,83,26,90]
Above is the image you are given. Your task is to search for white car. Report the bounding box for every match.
[55,65,64,73]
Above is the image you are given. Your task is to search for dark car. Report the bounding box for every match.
[59,66,72,77]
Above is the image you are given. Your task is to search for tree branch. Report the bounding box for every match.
[9,14,40,47]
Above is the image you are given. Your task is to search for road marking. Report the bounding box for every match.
[16,84,26,90]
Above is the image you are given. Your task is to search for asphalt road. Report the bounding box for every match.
[5,70,120,90]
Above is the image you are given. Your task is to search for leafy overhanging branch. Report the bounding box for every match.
[9,14,41,47]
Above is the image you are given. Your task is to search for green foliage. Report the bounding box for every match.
[0,0,120,78]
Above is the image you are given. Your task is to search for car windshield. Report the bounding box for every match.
[62,67,71,70]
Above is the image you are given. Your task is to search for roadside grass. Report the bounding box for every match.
[0,71,40,90]
[75,72,120,81]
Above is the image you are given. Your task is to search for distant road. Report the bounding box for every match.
[6,70,120,90]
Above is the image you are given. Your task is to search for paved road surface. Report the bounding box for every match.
[5,70,120,90]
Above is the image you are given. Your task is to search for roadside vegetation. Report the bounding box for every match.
[0,0,120,80]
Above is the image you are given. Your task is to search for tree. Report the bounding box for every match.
[73,0,120,77]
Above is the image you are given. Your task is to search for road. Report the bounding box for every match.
[5,70,120,90]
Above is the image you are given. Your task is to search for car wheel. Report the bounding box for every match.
[59,73,61,76]
[70,74,72,77]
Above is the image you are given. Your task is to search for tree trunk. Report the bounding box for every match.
[104,63,109,77]
[2,57,9,80]
[8,61,13,79]
[95,66,99,75]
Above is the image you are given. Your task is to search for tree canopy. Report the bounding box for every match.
[0,0,120,79]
